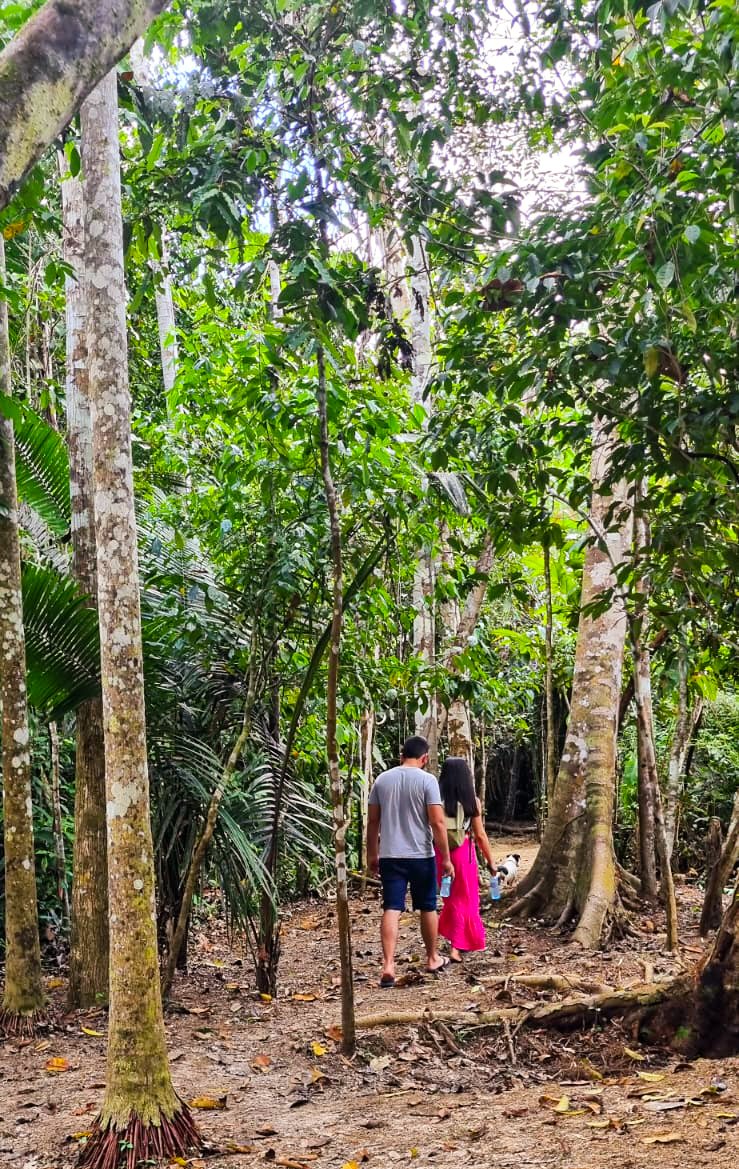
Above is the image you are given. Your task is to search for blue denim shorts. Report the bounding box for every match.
[379,856,438,912]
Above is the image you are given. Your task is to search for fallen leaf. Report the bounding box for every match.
[189,1095,227,1110]
[369,1054,391,1074]
[326,1025,343,1042]
[257,1125,278,1137]
[186,1005,211,1016]
[169,1159,187,1167]
[342,1162,361,1169]
[45,1057,70,1073]
[586,1119,612,1129]
[71,1131,92,1141]
[637,1071,665,1082]
[409,1150,419,1160]
[309,1067,326,1084]
[46,977,65,990]
[225,982,240,991]
[624,1047,646,1062]
[540,1094,570,1113]
[224,1144,257,1154]
[310,1041,327,1057]
[252,1054,273,1071]
[80,1027,105,1038]
[643,1133,685,1145]
[259,993,273,1003]
[293,993,317,1002]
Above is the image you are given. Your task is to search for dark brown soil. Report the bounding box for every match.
[1,839,737,1169]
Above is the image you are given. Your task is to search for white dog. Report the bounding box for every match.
[496,853,520,887]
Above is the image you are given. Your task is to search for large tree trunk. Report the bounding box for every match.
[317,345,356,1055]
[0,0,170,210]
[59,153,110,1010]
[507,422,630,948]
[664,646,703,863]
[0,236,45,1034]
[78,72,198,1168]
[441,535,494,769]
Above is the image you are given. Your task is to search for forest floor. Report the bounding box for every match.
[1,835,738,1169]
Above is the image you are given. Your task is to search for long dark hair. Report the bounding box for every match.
[439,757,477,819]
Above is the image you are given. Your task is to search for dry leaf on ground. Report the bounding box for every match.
[189,1094,227,1110]
[45,1057,70,1073]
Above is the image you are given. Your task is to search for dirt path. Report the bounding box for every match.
[1,838,737,1169]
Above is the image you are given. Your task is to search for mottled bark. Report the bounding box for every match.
[48,720,70,926]
[543,541,557,807]
[59,153,110,1009]
[664,647,703,863]
[0,0,170,210]
[78,73,197,1165]
[0,235,45,1032]
[317,345,355,1055]
[632,499,658,901]
[507,422,630,948]
[700,791,739,937]
[358,706,375,880]
[700,817,725,935]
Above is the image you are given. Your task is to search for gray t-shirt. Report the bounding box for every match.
[368,765,442,859]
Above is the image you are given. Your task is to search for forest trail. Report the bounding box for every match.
[1,838,737,1169]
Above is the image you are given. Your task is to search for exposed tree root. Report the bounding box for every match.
[0,1006,46,1039]
[355,981,673,1032]
[479,973,614,995]
[79,1106,200,1169]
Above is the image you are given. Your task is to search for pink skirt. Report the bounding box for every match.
[435,838,486,952]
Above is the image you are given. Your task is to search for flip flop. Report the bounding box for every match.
[379,974,395,988]
[428,956,451,975]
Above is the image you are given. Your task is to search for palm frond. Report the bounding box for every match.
[428,470,471,517]
[0,393,70,536]
[22,562,100,718]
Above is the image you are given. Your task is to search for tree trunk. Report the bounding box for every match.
[59,151,111,1010]
[317,344,356,1056]
[700,817,725,935]
[543,540,557,809]
[48,720,70,928]
[0,235,45,1034]
[632,499,659,901]
[668,885,739,1057]
[700,792,739,937]
[358,706,375,880]
[506,421,630,948]
[0,0,170,210]
[664,646,703,863]
[78,72,198,1168]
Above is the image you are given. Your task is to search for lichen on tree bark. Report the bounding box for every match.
[506,420,631,948]
[59,156,110,1010]
[77,71,197,1165]
[0,234,45,1033]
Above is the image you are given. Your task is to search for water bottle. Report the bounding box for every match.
[440,874,452,898]
[489,874,501,901]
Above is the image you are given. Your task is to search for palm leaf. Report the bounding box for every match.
[22,562,100,718]
[0,393,70,536]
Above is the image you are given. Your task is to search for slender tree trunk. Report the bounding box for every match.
[317,344,356,1055]
[78,73,198,1168]
[700,791,739,937]
[0,236,45,1034]
[543,540,557,808]
[632,498,659,901]
[59,151,111,1009]
[507,421,630,948]
[358,706,375,881]
[48,721,70,928]
[664,647,703,863]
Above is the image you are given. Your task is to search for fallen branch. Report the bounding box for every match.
[479,973,614,995]
[355,981,673,1032]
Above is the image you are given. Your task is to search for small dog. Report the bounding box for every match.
[496,853,520,887]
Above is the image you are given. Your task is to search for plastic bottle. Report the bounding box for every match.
[489,873,501,901]
[440,874,452,898]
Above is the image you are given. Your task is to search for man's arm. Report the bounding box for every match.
[367,804,381,874]
[428,804,454,879]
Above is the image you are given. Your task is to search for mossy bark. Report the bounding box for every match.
[78,73,196,1164]
[59,156,110,1009]
[506,422,630,948]
[0,235,45,1032]
[0,0,169,210]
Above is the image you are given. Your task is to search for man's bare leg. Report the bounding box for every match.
[381,909,401,980]
[420,910,446,971]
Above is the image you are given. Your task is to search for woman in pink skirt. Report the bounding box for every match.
[435,757,497,963]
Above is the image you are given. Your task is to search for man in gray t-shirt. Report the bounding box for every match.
[367,735,454,987]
